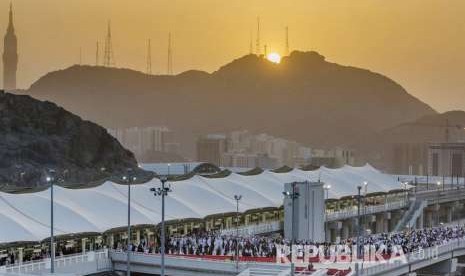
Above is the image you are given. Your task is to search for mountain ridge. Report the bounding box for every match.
[24,51,436,158]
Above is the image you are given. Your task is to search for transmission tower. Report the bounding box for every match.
[146,39,152,75]
[103,21,115,67]
[256,17,261,55]
[249,31,253,54]
[167,32,173,75]
[95,41,99,66]
[285,26,290,55]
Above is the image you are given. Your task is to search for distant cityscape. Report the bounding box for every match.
[108,126,355,169]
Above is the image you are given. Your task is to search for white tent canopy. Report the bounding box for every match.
[0,164,403,244]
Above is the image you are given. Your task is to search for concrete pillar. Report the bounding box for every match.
[109,234,115,249]
[81,238,87,254]
[262,213,267,223]
[383,212,391,233]
[375,214,384,234]
[245,215,249,226]
[447,206,453,223]
[325,226,331,242]
[416,212,424,229]
[341,221,350,240]
[184,224,188,235]
[427,211,434,228]
[136,230,141,244]
[18,248,23,264]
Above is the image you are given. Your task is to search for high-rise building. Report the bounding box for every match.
[108,126,180,162]
[429,142,465,178]
[196,134,227,166]
[2,3,18,90]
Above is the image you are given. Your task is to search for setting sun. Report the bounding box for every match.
[267,52,281,64]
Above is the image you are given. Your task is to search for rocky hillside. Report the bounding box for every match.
[0,91,151,191]
[25,51,436,154]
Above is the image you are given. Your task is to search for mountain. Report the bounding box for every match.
[382,110,465,144]
[24,51,436,156]
[0,91,150,191]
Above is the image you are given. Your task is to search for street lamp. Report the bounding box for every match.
[46,171,56,274]
[362,182,368,240]
[323,184,331,242]
[234,195,242,271]
[122,172,137,276]
[356,186,362,260]
[282,182,301,276]
[436,181,441,226]
[150,176,172,276]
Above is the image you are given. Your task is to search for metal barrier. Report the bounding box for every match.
[221,221,281,236]
[360,239,465,275]
[326,201,407,222]
[0,249,110,275]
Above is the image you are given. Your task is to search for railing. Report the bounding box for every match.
[360,239,465,275]
[0,249,110,275]
[221,221,281,236]
[326,201,407,221]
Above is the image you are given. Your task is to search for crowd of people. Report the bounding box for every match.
[3,225,465,266]
[115,224,465,260]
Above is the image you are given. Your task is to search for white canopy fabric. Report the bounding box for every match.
[0,164,402,244]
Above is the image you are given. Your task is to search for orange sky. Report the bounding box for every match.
[1,0,464,112]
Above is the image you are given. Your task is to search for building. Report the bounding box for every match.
[196,134,228,165]
[108,126,180,162]
[429,142,465,177]
[2,3,18,90]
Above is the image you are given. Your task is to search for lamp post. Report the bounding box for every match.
[356,185,362,260]
[363,181,368,237]
[123,173,137,276]
[46,171,56,274]
[234,195,242,271]
[437,181,441,226]
[323,184,331,242]
[282,182,301,276]
[151,176,172,276]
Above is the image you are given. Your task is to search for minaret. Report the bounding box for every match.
[3,2,18,90]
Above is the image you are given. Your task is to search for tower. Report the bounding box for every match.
[256,17,261,55]
[285,26,290,55]
[95,41,99,66]
[103,21,115,67]
[146,39,152,75]
[167,32,173,75]
[249,31,253,54]
[3,2,18,90]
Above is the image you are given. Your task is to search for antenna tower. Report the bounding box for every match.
[249,31,253,54]
[95,41,99,66]
[167,32,173,75]
[285,26,290,55]
[256,17,261,55]
[103,21,115,67]
[146,39,152,75]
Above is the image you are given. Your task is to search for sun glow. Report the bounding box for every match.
[267,52,281,64]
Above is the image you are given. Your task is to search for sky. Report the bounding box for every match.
[0,0,464,112]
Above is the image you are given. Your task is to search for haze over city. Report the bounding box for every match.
[1,0,464,112]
